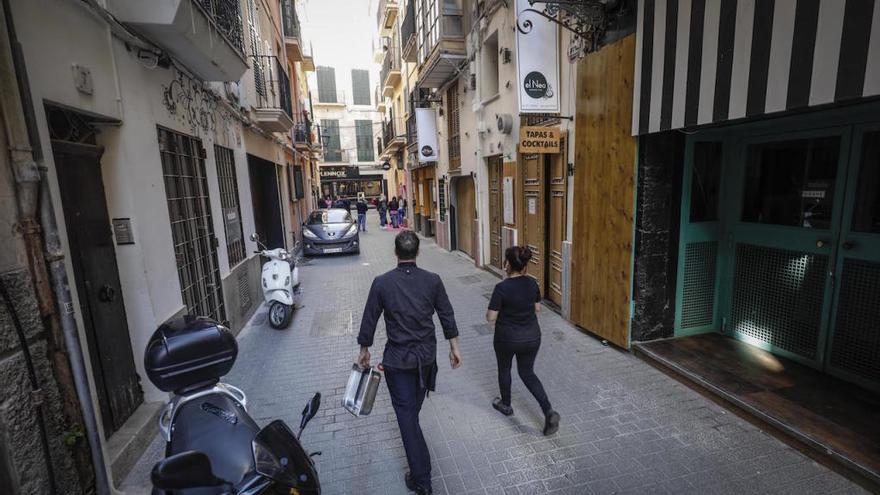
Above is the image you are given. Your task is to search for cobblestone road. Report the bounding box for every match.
[122,213,866,495]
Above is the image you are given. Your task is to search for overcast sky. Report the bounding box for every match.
[299,0,378,71]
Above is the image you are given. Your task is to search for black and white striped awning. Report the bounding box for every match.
[632,0,880,135]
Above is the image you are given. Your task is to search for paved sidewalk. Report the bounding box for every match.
[122,215,866,494]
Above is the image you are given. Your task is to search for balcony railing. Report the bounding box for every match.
[406,113,417,147]
[197,0,245,54]
[400,0,416,62]
[293,120,312,146]
[280,0,300,38]
[381,44,400,90]
[253,55,292,118]
[382,119,396,150]
[316,90,347,105]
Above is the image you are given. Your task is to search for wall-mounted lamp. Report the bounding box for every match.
[501,48,512,64]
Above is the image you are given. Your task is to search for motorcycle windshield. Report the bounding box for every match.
[251,420,319,493]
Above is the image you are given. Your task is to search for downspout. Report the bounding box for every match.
[0,1,110,494]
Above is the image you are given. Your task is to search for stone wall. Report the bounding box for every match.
[631,131,685,342]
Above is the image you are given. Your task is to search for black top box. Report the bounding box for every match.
[145,316,238,394]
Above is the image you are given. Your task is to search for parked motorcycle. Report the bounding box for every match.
[251,233,300,329]
[145,316,322,494]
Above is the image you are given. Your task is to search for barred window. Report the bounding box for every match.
[317,66,337,103]
[215,145,246,268]
[351,69,371,106]
[355,120,375,162]
[447,82,460,170]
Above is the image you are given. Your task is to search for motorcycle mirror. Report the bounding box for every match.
[250,233,259,242]
[299,392,322,433]
[151,451,227,490]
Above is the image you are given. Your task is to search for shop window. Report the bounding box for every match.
[689,142,722,222]
[742,136,840,229]
[214,145,246,268]
[852,131,880,233]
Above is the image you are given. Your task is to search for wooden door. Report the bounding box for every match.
[522,153,546,292]
[455,178,475,258]
[488,156,503,269]
[571,35,636,348]
[53,141,143,436]
[547,150,567,306]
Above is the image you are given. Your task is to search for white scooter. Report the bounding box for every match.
[250,233,301,329]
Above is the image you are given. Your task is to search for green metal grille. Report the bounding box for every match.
[830,259,880,384]
[730,244,827,360]
[681,241,718,329]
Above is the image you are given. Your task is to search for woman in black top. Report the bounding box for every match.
[486,246,560,435]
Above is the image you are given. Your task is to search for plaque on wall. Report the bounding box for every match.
[112,218,134,245]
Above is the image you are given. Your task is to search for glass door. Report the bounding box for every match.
[825,126,880,391]
[724,129,852,367]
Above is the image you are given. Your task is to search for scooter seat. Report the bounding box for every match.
[166,392,260,494]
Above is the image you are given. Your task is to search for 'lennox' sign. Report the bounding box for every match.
[519,126,560,153]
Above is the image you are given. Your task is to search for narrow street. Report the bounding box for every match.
[122,214,864,495]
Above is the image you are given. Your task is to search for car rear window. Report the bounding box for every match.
[308,210,352,224]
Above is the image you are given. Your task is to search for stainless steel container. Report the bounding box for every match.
[342,364,382,417]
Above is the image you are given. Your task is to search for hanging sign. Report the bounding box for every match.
[519,126,561,153]
[515,0,560,113]
[415,108,438,163]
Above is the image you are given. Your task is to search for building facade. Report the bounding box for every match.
[0,0,319,490]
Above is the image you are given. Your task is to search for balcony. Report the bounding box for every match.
[281,0,303,62]
[417,6,466,88]
[406,113,417,150]
[315,90,347,107]
[252,55,294,133]
[376,86,387,112]
[377,0,399,37]
[381,118,406,156]
[301,42,315,72]
[381,45,402,97]
[400,0,417,63]
[108,0,247,81]
[293,120,312,150]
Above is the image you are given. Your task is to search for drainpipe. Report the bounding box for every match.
[0,1,110,494]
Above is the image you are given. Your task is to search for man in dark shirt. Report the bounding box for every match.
[355,198,368,232]
[357,231,461,495]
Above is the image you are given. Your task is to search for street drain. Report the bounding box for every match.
[310,309,357,336]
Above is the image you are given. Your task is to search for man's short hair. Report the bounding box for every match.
[395,230,419,260]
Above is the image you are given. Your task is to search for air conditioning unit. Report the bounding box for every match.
[496,114,513,134]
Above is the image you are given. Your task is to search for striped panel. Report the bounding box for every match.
[632,0,880,135]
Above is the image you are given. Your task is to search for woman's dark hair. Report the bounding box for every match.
[504,246,532,272]
[395,230,420,259]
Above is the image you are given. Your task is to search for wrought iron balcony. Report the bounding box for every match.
[281,0,303,61]
[293,120,312,149]
[381,117,405,155]
[406,113,417,148]
[252,55,294,132]
[109,0,247,81]
[416,4,466,88]
[381,44,401,97]
[400,0,417,63]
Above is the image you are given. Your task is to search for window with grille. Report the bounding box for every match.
[351,69,371,106]
[157,127,226,322]
[321,119,341,162]
[355,120,375,162]
[447,83,460,170]
[293,165,305,199]
[317,66,337,103]
[215,145,246,268]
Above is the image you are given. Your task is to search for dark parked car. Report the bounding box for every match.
[302,209,360,256]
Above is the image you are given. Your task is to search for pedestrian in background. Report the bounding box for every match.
[399,198,408,228]
[358,231,462,495]
[378,194,388,229]
[356,197,368,232]
[486,246,560,436]
[389,196,400,229]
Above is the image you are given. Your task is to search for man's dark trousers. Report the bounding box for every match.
[384,365,432,490]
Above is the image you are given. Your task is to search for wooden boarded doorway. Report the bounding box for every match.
[522,153,546,292]
[454,177,476,259]
[547,147,567,307]
[488,156,503,269]
[571,35,637,348]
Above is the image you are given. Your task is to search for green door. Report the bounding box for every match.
[825,125,880,390]
[724,129,852,367]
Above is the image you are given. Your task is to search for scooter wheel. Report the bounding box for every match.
[268,301,293,329]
